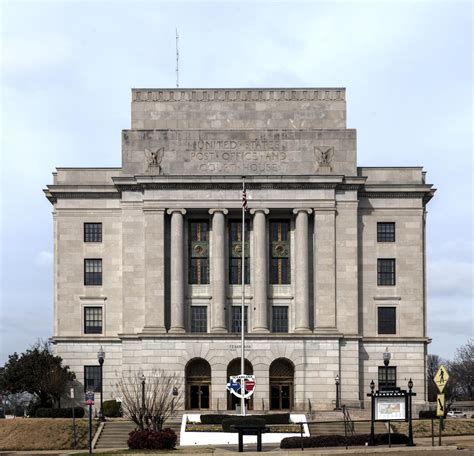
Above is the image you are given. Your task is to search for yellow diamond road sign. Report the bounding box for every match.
[434,364,449,393]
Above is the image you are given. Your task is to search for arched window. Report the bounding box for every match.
[269,358,294,410]
[185,358,211,410]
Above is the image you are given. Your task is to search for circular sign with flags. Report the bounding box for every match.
[226,375,256,399]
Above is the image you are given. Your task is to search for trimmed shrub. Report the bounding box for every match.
[103,399,122,417]
[222,417,266,432]
[127,429,177,450]
[419,409,437,419]
[200,413,290,425]
[280,433,408,449]
[35,407,85,418]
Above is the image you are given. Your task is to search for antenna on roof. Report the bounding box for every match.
[175,28,179,88]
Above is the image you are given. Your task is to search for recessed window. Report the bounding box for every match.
[272,307,289,333]
[84,307,103,334]
[190,306,207,333]
[270,220,291,285]
[84,259,102,286]
[84,223,102,242]
[378,366,397,391]
[84,366,101,392]
[377,222,395,242]
[377,259,396,286]
[377,307,396,334]
[229,220,250,285]
[189,221,209,285]
[231,306,248,333]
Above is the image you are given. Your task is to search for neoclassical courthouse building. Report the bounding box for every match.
[45,88,435,412]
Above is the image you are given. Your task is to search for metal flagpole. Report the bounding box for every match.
[241,177,246,416]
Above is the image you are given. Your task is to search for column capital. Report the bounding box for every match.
[249,208,269,215]
[166,208,187,215]
[293,208,313,215]
[208,208,229,215]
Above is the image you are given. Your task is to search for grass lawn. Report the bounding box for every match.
[0,418,98,450]
[392,418,474,438]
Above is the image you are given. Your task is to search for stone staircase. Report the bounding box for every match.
[94,412,184,450]
[308,420,386,436]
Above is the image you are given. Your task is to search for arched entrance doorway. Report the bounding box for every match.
[269,358,294,410]
[227,358,253,411]
[185,358,211,410]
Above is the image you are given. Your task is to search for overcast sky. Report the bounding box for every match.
[0,1,472,365]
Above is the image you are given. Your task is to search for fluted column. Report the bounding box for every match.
[250,208,269,333]
[314,208,337,330]
[143,208,166,333]
[209,208,228,333]
[167,208,187,333]
[293,208,313,332]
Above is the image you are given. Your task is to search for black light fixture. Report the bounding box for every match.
[334,375,341,410]
[407,378,415,446]
[97,346,105,421]
[383,347,391,391]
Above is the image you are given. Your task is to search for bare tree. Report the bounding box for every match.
[448,339,474,401]
[114,370,183,431]
[427,354,442,402]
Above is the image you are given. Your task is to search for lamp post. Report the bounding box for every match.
[369,379,375,445]
[335,375,341,410]
[407,378,415,446]
[97,346,105,421]
[140,373,146,428]
[172,386,178,414]
[383,347,391,391]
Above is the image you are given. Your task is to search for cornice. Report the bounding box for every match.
[132,88,346,103]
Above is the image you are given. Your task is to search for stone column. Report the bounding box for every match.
[143,208,166,332]
[293,208,313,333]
[314,208,337,330]
[250,208,269,333]
[167,209,187,333]
[209,209,228,333]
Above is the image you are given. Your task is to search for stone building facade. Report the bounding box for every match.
[45,88,435,412]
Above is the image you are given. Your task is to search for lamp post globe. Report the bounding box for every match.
[97,346,105,421]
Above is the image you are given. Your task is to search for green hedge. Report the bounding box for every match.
[419,409,439,419]
[200,413,290,425]
[280,433,408,448]
[103,399,122,417]
[35,407,85,418]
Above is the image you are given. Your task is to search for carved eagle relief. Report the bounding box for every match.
[144,147,164,174]
[314,146,335,171]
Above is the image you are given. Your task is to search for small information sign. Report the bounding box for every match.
[85,390,95,405]
[437,394,445,417]
[375,396,406,421]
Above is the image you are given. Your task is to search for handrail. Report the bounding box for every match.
[342,405,355,437]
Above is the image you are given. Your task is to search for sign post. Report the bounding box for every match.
[70,387,77,449]
[434,365,449,447]
[85,391,95,454]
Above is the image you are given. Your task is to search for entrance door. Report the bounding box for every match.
[270,384,292,410]
[189,384,210,410]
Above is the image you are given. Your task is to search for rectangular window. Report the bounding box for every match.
[270,220,291,285]
[377,222,395,242]
[272,306,289,333]
[229,220,250,285]
[377,259,396,286]
[84,223,102,242]
[189,221,209,285]
[84,259,102,286]
[378,307,396,334]
[84,307,103,334]
[231,306,248,333]
[191,306,207,333]
[378,366,397,391]
[84,366,101,392]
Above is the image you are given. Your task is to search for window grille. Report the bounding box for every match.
[378,307,396,334]
[272,307,289,333]
[229,220,250,284]
[377,222,395,242]
[84,223,102,242]
[84,259,102,286]
[270,220,290,284]
[378,366,397,391]
[84,366,101,392]
[377,259,396,286]
[189,221,209,284]
[231,306,248,333]
[191,306,207,333]
[84,307,102,334]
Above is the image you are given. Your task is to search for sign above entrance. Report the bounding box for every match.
[227,375,256,399]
